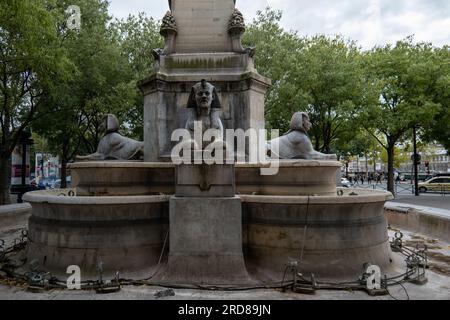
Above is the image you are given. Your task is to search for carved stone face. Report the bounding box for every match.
[195,86,214,114]
[302,114,312,132]
[290,112,311,133]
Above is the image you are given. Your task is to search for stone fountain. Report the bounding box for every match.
[23,0,394,285]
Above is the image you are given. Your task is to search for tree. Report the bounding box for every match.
[422,46,450,153]
[111,13,163,139]
[334,129,379,173]
[34,0,138,188]
[358,38,442,194]
[0,0,73,204]
[292,36,369,154]
[244,9,369,154]
[243,8,304,133]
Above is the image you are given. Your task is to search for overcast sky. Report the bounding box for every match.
[108,0,450,49]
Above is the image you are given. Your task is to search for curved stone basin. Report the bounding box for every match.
[236,160,341,196]
[70,162,175,196]
[23,187,394,282]
[24,160,396,283]
[69,160,341,196]
[23,190,170,279]
[241,188,395,280]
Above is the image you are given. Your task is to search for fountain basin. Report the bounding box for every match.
[71,162,175,196]
[242,188,395,280]
[23,191,170,279]
[23,187,394,282]
[69,160,342,197]
[236,160,341,196]
[24,160,395,283]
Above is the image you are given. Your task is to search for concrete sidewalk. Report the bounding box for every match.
[390,194,450,211]
[386,202,450,219]
[0,203,31,232]
[385,201,450,242]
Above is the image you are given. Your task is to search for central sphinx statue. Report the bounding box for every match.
[185,79,224,139]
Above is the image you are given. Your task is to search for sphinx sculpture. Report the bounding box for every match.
[268,112,337,160]
[186,79,224,139]
[76,114,144,161]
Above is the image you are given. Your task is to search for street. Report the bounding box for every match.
[350,182,450,211]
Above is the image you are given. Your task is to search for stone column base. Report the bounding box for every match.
[160,196,250,284]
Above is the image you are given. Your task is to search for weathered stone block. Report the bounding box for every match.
[164,196,250,284]
[171,0,235,53]
[140,69,270,161]
[176,163,235,198]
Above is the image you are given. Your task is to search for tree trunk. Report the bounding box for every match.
[387,144,395,195]
[60,140,70,189]
[365,153,369,174]
[373,151,377,173]
[0,155,12,205]
[60,157,68,189]
[323,133,331,154]
[314,135,321,151]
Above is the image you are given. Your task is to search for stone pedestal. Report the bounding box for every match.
[165,196,249,284]
[139,0,270,162]
[139,54,270,162]
[176,163,235,197]
[159,159,251,284]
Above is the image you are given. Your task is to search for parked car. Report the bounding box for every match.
[41,178,55,189]
[52,176,72,189]
[418,176,450,193]
[340,178,351,188]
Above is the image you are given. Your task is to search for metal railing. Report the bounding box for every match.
[350,181,448,197]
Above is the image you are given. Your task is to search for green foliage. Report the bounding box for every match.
[0,0,73,152]
[422,46,450,153]
[0,0,75,203]
[243,8,304,132]
[360,38,442,146]
[244,9,369,153]
[1,2,448,200]
[356,37,444,191]
[33,4,165,176]
[110,13,163,139]
[334,129,379,161]
[111,12,163,79]
[34,0,134,164]
[293,35,368,153]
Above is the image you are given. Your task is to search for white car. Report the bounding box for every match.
[340,178,351,188]
[51,176,72,189]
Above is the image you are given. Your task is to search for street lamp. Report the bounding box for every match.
[10,130,34,203]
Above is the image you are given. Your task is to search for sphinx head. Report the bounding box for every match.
[188,79,221,115]
[100,114,119,134]
[290,112,312,133]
